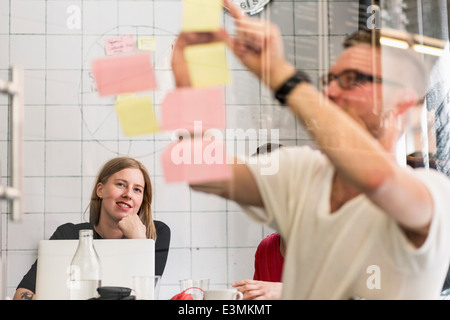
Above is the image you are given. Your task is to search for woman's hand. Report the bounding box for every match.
[232,279,282,300]
[13,288,35,300]
[118,214,147,239]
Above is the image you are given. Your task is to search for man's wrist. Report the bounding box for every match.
[268,62,296,92]
[274,70,311,105]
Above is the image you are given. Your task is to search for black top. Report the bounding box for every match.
[17,221,171,293]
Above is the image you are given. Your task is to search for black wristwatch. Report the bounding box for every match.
[274,70,311,105]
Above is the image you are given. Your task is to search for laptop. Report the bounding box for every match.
[35,239,155,300]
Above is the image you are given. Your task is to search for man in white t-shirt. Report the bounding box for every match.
[170,0,450,299]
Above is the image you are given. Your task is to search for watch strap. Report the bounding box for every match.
[274,70,311,105]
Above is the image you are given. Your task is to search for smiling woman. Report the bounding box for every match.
[90,157,156,240]
[13,157,171,300]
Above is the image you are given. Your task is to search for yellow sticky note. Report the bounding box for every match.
[116,93,136,101]
[138,36,156,51]
[182,0,222,32]
[115,96,159,136]
[184,42,231,88]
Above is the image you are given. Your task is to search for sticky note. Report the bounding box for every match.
[161,87,225,131]
[91,53,157,96]
[116,93,136,101]
[115,96,159,136]
[138,36,156,51]
[104,35,136,55]
[182,0,222,32]
[184,42,231,88]
[161,137,232,184]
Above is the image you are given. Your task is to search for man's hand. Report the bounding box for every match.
[223,0,294,91]
[171,30,230,87]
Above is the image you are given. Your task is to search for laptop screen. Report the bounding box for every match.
[35,239,155,300]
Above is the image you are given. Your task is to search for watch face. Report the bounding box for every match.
[232,0,271,15]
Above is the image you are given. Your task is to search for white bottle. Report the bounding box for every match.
[69,229,101,300]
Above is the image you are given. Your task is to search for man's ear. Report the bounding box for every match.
[394,88,419,116]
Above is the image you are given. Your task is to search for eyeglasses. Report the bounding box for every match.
[321,69,396,90]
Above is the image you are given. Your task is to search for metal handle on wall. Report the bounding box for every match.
[0,67,24,222]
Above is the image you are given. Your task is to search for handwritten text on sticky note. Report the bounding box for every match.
[104,35,136,55]
[138,36,156,51]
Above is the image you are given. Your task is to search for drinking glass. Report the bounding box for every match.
[133,275,161,300]
[179,278,210,300]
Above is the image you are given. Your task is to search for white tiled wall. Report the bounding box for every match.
[0,0,358,299]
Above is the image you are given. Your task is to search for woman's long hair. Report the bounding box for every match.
[89,157,156,240]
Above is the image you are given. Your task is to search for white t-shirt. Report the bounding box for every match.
[241,146,450,299]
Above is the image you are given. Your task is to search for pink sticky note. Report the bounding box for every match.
[161,87,225,131]
[161,137,232,184]
[91,53,157,96]
[104,35,136,55]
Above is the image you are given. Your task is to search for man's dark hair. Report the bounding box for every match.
[343,28,381,48]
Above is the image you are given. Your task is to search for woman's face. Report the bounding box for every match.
[96,168,145,222]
